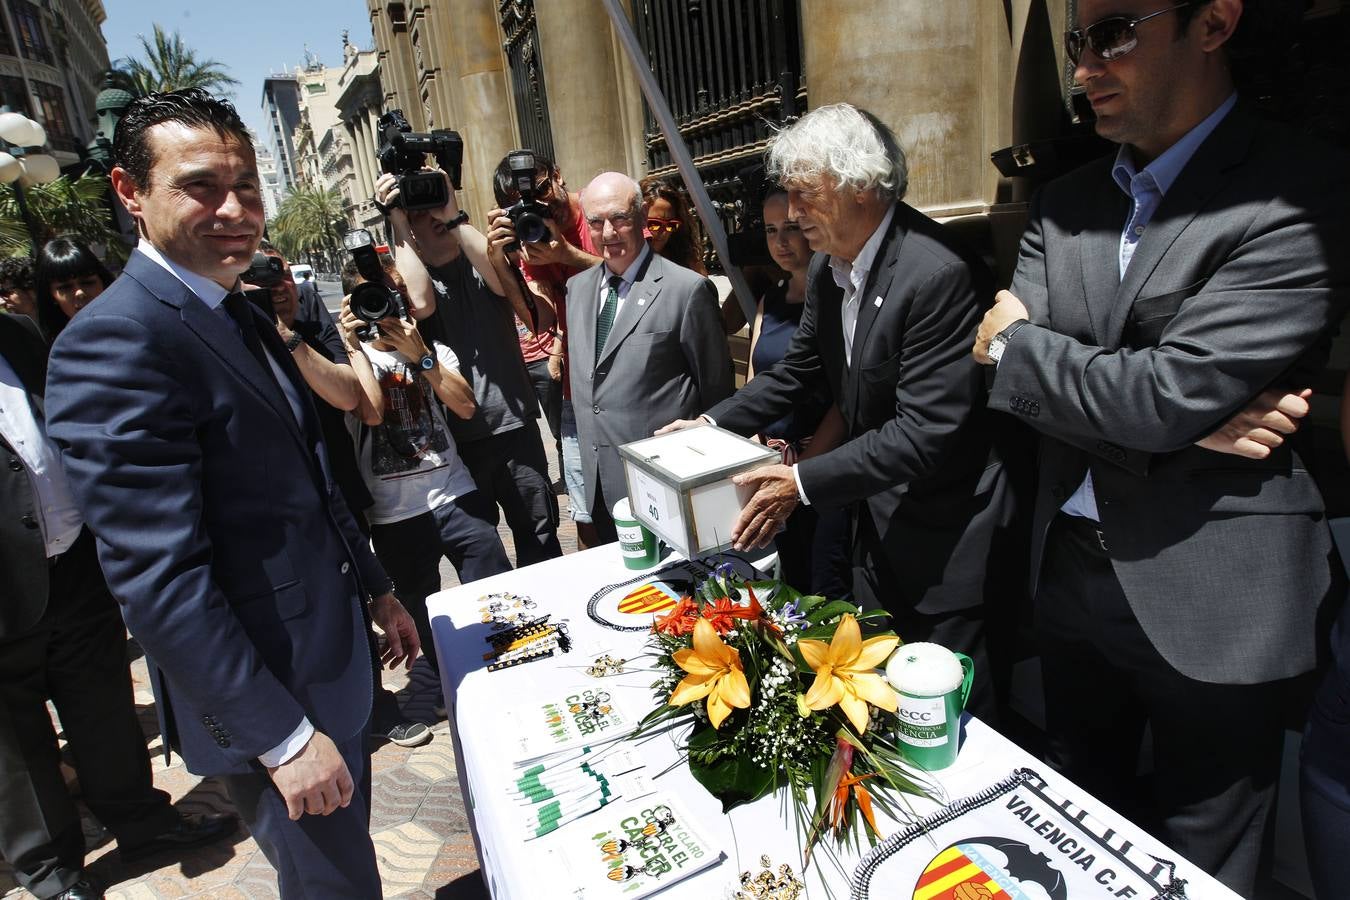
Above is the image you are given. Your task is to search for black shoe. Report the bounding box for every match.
[119,811,238,862]
[376,720,432,747]
[51,877,104,899]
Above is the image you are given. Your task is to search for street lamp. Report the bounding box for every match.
[0,108,63,257]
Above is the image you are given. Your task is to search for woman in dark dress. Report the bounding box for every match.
[748,190,851,598]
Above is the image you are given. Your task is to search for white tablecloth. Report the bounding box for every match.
[428,545,1238,899]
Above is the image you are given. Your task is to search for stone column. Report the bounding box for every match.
[534,0,644,182]
[800,0,1008,216]
[352,115,377,202]
[445,0,517,225]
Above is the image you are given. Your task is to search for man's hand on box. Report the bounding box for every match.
[730,463,799,552]
[654,417,710,436]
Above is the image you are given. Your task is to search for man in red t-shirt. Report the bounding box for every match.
[489,154,602,547]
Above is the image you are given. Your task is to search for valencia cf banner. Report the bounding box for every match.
[851,769,1187,900]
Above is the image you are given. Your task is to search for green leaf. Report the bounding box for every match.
[686,726,776,813]
[805,600,863,624]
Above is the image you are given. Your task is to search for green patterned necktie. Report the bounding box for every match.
[594,274,622,364]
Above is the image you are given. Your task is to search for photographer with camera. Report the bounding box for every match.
[248,243,431,748]
[488,150,602,547]
[337,229,512,688]
[242,243,364,416]
[376,125,562,567]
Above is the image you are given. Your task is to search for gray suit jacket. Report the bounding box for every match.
[991,104,1350,684]
[567,251,733,516]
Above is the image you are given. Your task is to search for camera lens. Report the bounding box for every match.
[514,210,549,245]
[350,282,395,323]
[399,172,449,211]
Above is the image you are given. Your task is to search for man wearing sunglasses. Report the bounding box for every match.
[973,1,1350,893]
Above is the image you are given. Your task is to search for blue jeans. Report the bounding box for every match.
[370,492,512,673]
[560,399,591,524]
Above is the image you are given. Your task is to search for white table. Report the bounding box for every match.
[428,545,1238,899]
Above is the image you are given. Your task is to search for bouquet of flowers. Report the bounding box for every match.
[637,563,930,861]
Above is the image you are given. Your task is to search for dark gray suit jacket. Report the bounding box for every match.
[0,314,52,639]
[991,104,1350,684]
[708,203,1009,616]
[567,251,733,514]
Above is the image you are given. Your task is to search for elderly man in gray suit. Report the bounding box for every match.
[567,172,733,541]
[974,0,1349,893]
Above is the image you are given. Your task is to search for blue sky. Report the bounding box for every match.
[101,0,373,137]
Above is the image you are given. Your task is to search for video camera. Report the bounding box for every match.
[502,149,552,249]
[377,109,464,212]
[241,251,286,315]
[342,228,406,341]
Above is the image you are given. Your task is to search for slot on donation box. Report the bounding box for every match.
[618,425,779,560]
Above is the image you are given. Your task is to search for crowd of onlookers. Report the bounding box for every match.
[4,4,1350,897]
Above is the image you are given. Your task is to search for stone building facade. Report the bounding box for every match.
[0,0,110,166]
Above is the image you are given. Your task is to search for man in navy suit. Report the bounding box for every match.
[44,89,420,898]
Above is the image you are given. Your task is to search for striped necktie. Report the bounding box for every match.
[594,274,622,364]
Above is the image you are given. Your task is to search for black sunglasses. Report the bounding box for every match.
[1065,2,1196,65]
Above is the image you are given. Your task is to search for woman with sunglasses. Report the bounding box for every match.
[641,178,706,275]
[746,188,850,597]
[35,237,115,342]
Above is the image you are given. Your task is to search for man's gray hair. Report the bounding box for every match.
[766,103,908,201]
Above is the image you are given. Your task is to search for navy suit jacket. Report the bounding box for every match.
[45,250,388,776]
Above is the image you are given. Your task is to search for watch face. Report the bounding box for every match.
[420,354,436,370]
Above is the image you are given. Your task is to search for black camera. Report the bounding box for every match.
[503,149,552,248]
[342,229,405,341]
[241,251,286,315]
[377,109,464,212]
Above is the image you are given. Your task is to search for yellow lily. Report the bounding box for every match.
[668,618,752,729]
[799,614,899,732]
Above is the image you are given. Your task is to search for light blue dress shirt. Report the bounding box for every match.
[1061,93,1237,521]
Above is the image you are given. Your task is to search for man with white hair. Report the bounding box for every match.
[567,171,733,540]
[661,104,1008,717]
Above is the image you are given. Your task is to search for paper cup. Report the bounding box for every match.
[612,497,659,569]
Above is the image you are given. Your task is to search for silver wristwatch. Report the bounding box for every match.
[988,319,1030,366]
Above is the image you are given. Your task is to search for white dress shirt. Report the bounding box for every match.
[0,354,84,557]
[792,203,897,506]
[830,203,896,369]
[137,240,314,768]
[598,243,652,328]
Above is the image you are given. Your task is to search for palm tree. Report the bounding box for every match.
[112,24,240,96]
[0,173,130,263]
[271,185,345,272]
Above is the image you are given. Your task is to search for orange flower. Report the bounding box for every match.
[700,589,772,635]
[798,614,898,732]
[668,618,751,728]
[653,597,698,636]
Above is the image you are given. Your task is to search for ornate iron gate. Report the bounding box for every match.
[499,0,557,163]
[631,0,805,249]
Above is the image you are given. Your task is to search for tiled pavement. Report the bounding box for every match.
[1,431,577,899]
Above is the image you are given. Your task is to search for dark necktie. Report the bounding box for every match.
[595,275,622,364]
[223,292,284,396]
